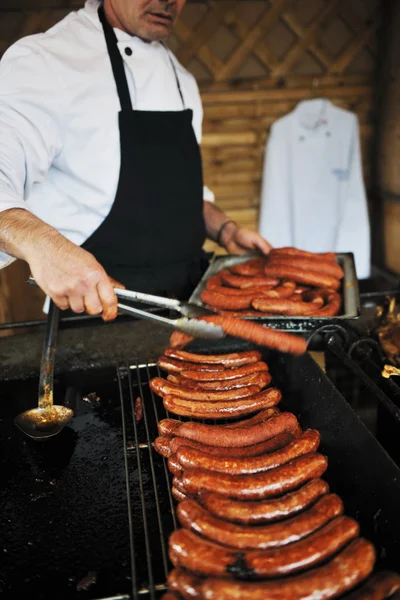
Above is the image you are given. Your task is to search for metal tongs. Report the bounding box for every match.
[115,289,224,340]
[28,277,224,340]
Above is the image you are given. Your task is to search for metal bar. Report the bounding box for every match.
[126,367,156,600]
[153,364,178,530]
[115,288,181,310]
[0,314,97,330]
[135,363,170,582]
[117,367,139,600]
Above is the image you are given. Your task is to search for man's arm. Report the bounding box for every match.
[0,42,117,319]
[0,208,118,319]
[203,201,272,255]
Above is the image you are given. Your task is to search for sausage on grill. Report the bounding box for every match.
[199,537,375,599]
[170,516,359,579]
[179,453,328,499]
[199,478,330,524]
[176,493,343,549]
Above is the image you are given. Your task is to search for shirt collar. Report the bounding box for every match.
[294,99,332,131]
[81,0,162,47]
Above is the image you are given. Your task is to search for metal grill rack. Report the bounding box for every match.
[117,362,177,600]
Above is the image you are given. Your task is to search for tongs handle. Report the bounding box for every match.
[114,288,181,311]
[28,276,181,312]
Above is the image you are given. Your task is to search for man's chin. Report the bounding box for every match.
[139,25,172,42]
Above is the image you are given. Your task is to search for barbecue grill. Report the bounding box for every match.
[1,306,400,600]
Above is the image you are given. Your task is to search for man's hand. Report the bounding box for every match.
[220,221,272,256]
[28,237,118,321]
[203,201,272,256]
[0,208,118,321]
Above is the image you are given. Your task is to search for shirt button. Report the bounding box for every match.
[125,47,132,56]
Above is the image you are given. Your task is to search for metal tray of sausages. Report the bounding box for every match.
[189,252,361,332]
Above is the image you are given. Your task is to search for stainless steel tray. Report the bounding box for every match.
[189,252,360,332]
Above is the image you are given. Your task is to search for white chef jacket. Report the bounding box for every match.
[0,0,213,269]
[259,99,371,279]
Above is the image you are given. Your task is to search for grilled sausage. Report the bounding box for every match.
[270,247,336,261]
[173,412,299,447]
[172,486,189,502]
[179,361,268,381]
[169,330,194,348]
[158,418,183,437]
[200,290,266,310]
[199,315,308,355]
[150,377,260,401]
[199,478,330,524]
[218,310,275,317]
[157,406,281,444]
[256,281,296,299]
[175,429,319,475]
[177,493,342,549]
[220,271,279,289]
[154,435,174,457]
[252,298,323,316]
[200,537,375,599]
[169,370,271,391]
[164,349,262,366]
[229,258,268,277]
[161,593,180,600]
[167,568,202,599]
[268,255,344,279]
[305,289,342,317]
[158,355,225,373]
[343,571,400,599]
[167,430,293,460]
[206,274,223,290]
[205,284,276,297]
[263,264,341,290]
[168,455,183,475]
[170,516,359,578]
[163,389,281,419]
[179,453,328,499]
[223,407,281,428]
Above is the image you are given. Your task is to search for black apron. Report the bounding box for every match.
[82,6,208,299]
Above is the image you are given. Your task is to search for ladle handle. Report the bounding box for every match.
[38,300,59,410]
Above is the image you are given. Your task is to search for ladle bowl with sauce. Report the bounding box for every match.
[14,299,73,440]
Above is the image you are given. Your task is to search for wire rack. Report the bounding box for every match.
[117,361,178,600]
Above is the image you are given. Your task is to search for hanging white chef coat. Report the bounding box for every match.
[259,99,371,279]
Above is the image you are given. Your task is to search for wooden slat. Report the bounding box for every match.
[223,10,279,73]
[271,0,341,77]
[199,73,374,93]
[279,9,333,70]
[202,131,258,147]
[201,84,372,104]
[214,0,295,81]
[174,19,224,78]
[329,9,381,74]
[176,1,233,66]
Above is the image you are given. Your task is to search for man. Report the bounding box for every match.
[0,0,271,322]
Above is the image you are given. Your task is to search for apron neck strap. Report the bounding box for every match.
[98,5,186,111]
[162,43,186,110]
[98,4,133,112]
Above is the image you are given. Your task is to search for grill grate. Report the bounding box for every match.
[117,361,177,599]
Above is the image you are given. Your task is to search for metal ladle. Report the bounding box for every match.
[15,300,73,440]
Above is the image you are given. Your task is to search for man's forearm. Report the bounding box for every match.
[0,208,62,261]
[203,201,237,245]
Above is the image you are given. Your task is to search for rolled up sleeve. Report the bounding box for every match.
[0,41,64,264]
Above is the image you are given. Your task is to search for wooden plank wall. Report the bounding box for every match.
[0,0,381,325]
